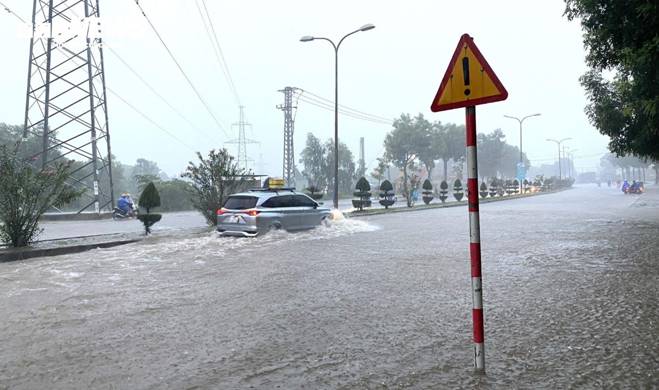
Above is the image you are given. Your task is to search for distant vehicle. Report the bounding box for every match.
[112,206,137,220]
[626,181,645,195]
[217,180,331,237]
[112,193,137,220]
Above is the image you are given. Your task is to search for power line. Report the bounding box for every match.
[298,94,387,124]
[107,87,196,152]
[130,0,230,138]
[298,94,391,125]
[0,3,196,154]
[0,1,26,23]
[301,89,392,122]
[298,94,391,124]
[528,152,605,162]
[105,44,222,144]
[195,0,241,106]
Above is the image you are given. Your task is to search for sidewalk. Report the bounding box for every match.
[1,211,209,263]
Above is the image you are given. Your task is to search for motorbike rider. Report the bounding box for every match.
[117,193,135,216]
[621,180,630,193]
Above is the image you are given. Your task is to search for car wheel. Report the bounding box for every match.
[268,223,282,233]
[321,217,331,228]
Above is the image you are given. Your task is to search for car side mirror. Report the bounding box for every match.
[313,203,318,209]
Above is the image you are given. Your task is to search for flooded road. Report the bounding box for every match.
[1,185,658,389]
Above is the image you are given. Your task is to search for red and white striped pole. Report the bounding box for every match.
[465,105,485,371]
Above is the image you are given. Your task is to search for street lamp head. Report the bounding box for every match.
[300,35,315,42]
[359,24,375,32]
[531,113,542,117]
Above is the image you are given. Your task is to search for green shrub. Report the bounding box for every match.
[378,179,395,209]
[352,177,372,211]
[137,182,161,234]
[0,145,82,247]
[453,179,464,201]
[379,179,393,192]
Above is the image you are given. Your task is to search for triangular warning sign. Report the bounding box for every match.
[430,34,508,112]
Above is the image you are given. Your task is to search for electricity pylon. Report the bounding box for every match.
[225,106,258,171]
[23,0,114,213]
[277,87,300,186]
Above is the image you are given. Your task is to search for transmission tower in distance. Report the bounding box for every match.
[23,0,113,213]
[225,106,258,171]
[277,87,300,186]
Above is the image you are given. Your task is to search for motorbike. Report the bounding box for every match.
[622,182,644,195]
[112,206,137,220]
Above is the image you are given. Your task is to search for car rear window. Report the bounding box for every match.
[223,196,257,209]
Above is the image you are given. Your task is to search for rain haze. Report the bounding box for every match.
[0,0,608,176]
[1,1,657,389]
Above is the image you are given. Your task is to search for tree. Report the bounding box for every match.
[370,157,389,186]
[300,133,327,191]
[436,122,466,181]
[477,129,530,179]
[136,182,162,235]
[0,145,81,247]
[385,113,428,207]
[324,138,356,196]
[132,158,161,179]
[416,116,438,179]
[565,0,658,160]
[158,179,195,212]
[182,149,248,226]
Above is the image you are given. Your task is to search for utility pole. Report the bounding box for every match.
[23,0,114,213]
[546,138,571,181]
[358,137,365,176]
[225,106,258,171]
[277,87,300,186]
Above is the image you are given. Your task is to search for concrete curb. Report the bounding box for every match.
[346,188,569,218]
[0,238,141,263]
[40,212,113,221]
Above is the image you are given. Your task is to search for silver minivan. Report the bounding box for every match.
[217,189,331,237]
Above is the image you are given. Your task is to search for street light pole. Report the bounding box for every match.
[504,113,540,192]
[301,24,375,210]
[546,138,571,180]
[567,149,578,179]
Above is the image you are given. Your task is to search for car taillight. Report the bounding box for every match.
[245,209,260,217]
[217,208,227,215]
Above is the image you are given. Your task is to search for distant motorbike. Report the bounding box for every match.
[112,206,137,220]
[623,181,644,195]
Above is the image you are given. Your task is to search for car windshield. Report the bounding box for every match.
[223,196,257,210]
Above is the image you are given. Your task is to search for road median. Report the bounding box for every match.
[346,188,569,217]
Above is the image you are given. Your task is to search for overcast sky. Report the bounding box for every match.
[0,0,610,177]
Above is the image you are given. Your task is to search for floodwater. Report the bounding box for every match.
[1,185,657,389]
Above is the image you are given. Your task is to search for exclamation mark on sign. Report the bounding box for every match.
[462,57,471,96]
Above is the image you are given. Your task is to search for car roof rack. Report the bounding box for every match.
[249,187,297,193]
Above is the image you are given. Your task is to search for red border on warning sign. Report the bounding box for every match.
[430,34,508,112]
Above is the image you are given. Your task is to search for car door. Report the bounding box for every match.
[292,194,320,229]
[278,195,303,230]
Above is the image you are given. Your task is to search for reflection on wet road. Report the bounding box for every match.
[1,185,658,388]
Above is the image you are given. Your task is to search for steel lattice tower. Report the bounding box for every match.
[277,87,299,186]
[23,0,113,213]
[225,106,258,171]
